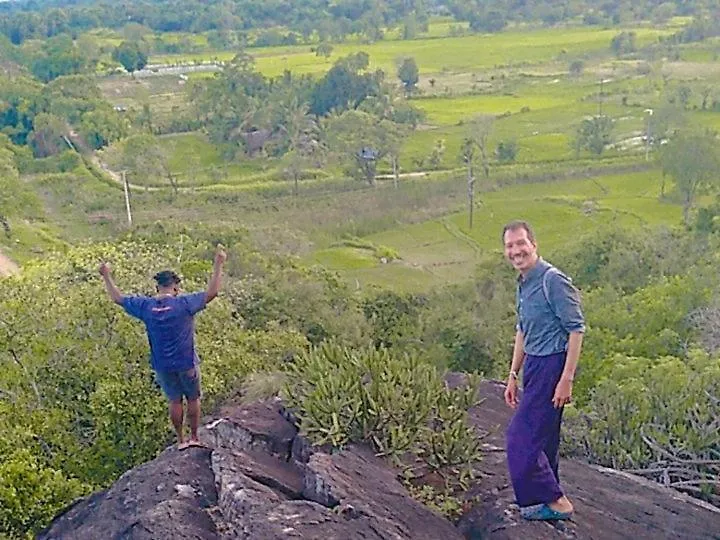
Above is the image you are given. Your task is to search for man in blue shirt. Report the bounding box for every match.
[99,246,227,450]
[502,221,585,521]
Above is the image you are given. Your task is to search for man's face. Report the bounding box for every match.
[504,227,538,273]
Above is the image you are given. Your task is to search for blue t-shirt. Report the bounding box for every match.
[122,292,207,372]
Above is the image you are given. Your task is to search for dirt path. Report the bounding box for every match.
[0,248,19,276]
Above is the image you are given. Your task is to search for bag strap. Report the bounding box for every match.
[541,266,560,318]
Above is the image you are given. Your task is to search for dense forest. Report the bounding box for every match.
[1,0,719,44]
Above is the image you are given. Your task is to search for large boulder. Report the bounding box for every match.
[39,400,461,540]
[39,381,720,540]
[455,378,720,539]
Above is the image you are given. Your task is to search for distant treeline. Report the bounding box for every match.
[0,0,716,44]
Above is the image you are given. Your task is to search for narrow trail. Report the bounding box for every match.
[0,248,19,276]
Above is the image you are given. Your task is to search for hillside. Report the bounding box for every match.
[39,380,720,540]
[0,248,18,276]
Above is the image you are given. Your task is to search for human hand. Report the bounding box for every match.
[504,378,518,409]
[99,262,112,277]
[214,244,227,266]
[552,376,573,408]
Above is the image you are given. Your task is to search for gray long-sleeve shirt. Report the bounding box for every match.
[516,258,585,356]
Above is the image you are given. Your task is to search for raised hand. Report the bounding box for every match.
[99,262,112,277]
[214,245,227,266]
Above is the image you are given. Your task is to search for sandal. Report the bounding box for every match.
[521,504,573,521]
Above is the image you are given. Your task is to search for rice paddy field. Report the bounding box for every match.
[310,169,682,291]
[83,18,720,289]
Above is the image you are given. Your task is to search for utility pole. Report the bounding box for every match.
[645,108,654,162]
[122,170,133,226]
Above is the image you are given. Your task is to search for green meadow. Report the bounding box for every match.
[88,18,720,292]
[151,26,671,76]
[310,170,681,291]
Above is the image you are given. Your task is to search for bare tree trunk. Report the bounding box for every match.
[392,155,399,189]
[661,174,666,198]
[167,172,179,197]
[294,171,299,196]
[467,163,475,229]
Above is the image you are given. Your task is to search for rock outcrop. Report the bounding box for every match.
[39,380,720,540]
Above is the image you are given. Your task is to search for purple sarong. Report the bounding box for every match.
[506,351,566,507]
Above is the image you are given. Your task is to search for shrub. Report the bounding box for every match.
[283,343,482,473]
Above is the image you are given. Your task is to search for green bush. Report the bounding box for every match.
[283,343,481,472]
[563,350,720,501]
[0,449,88,539]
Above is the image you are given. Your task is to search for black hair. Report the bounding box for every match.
[154,270,181,288]
[501,220,535,244]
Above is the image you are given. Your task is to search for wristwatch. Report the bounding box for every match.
[509,370,519,380]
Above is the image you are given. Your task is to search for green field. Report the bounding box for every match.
[309,170,681,290]
[151,27,671,76]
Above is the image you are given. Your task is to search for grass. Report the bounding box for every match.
[310,169,682,290]
[151,26,671,77]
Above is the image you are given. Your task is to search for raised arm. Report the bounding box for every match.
[205,245,227,303]
[99,262,123,305]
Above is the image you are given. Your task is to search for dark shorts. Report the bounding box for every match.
[155,366,201,402]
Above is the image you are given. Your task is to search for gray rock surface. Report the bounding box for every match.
[38,382,720,540]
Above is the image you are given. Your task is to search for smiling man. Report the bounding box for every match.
[501,220,585,521]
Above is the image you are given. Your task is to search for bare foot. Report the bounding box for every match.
[548,496,573,514]
[178,441,191,451]
[186,439,208,449]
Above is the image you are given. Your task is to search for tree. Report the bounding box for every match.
[569,60,585,77]
[31,34,89,82]
[27,113,68,157]
[460,137,478,228]
[403,12,418,40]
[647,104,686,190]
[278,101,324,195]
[468,115,494,178]
[610,31,637,56]
[496,140,518,162]
[79,108,129,150]
[112,41,148,75]
[188,53,266,149]
[113,134,178,195]
[378,119,409,188]
[574,115,614,156]
[659,130,720,225]
[458,115,494,228]
[397,57,419,95]
[0,145,41,237]
[324,109,388,186]
[315,42,333,60]
[310,53,383,116]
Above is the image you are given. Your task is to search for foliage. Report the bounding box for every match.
[323,109,393,185]
[112,41,148,74]
[610,31,637,55]
[568,59,584,77]
[496,140,518,163]
[563,350,719,503]
[30,34,92,82]
[397,57,419,94]
[574,115,614,156]
[0,237,328,537]
[27,113,68,158]
[0,448,89,538]
[283,343,482,473]
[659,130,720,225]
[310,52,383,116]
